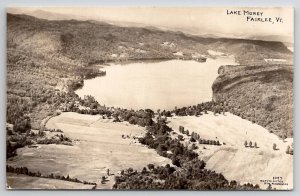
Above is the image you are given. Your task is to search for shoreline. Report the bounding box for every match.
[87,56,207,67]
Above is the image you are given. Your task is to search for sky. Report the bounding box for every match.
[7,7,294,41]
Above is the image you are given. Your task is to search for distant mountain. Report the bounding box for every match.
[7,8,88,21]
[248,35,293,44]
[7,13,292,67]
[30,9,78,20]
[7,9,293,43]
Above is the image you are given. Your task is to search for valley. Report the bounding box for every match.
[6,12,294,190]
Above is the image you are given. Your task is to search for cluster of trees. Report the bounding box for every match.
[158,110,172,117]
[57,93,154,127]
[179,125,190,135]
[6,125,35,158]
[6,137,32,158]
[73,107,154,128]
[36,134,72,145]
[198,139,221,146]
[6,165,96,186]
[170,101,226,117]
[7,134,72,158]
[113,160,259,190]
[76,66,106,80]
[6,121,72,158]
[6,96,32,133]
[139,119,198,167]
[68,67,106,91]
[44,128,63,133]
[179,126,221,146]
[60,94,155,127]
[244,141,258,148]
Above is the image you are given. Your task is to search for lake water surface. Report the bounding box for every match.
[76,57,238,110]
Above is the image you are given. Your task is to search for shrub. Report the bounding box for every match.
[190,137,196,142]
[147,164,155,170]
[273,143,277,150]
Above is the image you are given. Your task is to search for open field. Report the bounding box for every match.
[168,112,293,190]
[7,112,171,189]
[7,173,95,189]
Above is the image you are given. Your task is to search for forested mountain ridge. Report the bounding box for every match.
[212,65,293,137]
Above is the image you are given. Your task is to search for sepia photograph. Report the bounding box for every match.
[6,7,293,190]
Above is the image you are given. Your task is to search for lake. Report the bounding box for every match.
[75,57,238,110]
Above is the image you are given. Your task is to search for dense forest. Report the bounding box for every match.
[212,65,293,137]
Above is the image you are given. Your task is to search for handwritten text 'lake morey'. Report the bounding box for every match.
[227,10,283,23]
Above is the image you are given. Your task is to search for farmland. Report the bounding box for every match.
[7,112,171,189]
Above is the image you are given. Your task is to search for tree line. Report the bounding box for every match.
[6,165,97,187]
[179,125,221,146]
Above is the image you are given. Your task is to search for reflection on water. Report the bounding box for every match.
[76,57,238,110]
